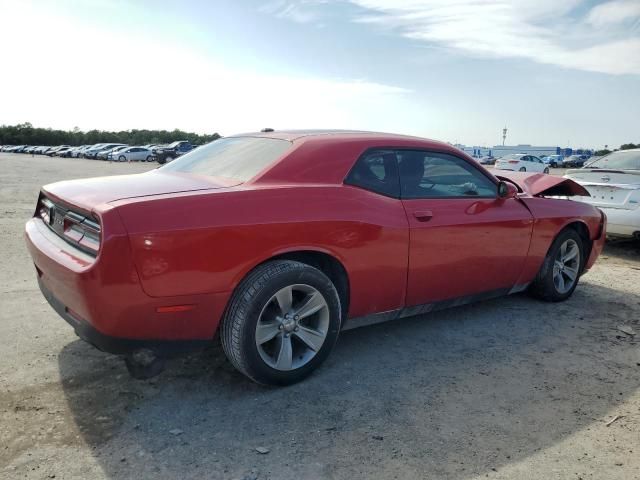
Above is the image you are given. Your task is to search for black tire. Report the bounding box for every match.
[544,167,550,174]
[221,260,342,386]
[146,155,153,162]
[529,228,584,302]
[118,155,126,162]
[519,167,526,172]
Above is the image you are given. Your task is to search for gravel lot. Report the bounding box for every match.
[1,153,639,480]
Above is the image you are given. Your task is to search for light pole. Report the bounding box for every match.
[502,127,507,146]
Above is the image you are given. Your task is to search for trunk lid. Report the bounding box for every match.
[564,169,640,210]
[42,170,241,212]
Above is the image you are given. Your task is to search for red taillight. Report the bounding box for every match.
[508,160,519,164]
[38,198,54,224]
[38,195,101,255]
[63,212,101,254]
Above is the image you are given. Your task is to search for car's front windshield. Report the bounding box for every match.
[588,150,640,170]
[161,136,292,181]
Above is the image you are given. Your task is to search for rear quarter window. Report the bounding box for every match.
[162,137,292,181]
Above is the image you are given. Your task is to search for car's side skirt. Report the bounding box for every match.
[342,286,526,331]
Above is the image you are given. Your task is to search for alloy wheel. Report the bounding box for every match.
[255,284,330,371]
[552,239,580,294]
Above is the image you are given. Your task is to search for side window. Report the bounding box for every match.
[398,150,497,199]
[345,150,400,198]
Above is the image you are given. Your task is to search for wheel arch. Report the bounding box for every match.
[556,220,593,271]
[232,248,351,320]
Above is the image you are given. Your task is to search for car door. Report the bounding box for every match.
[397,150,534,307]
[530,156,544,172]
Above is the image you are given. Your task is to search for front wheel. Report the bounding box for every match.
[118,155,126,162]
[519,167,526,172]
[146,155,153,162]
[529,229,583,302]
[221,260,342,385]
[543,167,550,174]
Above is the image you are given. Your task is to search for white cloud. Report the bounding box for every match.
[586,0,640,27]
[0,1,410,134]
[271,0,640,75]
[260,0,330,24]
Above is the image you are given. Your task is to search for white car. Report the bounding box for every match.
[495,154,549,173]
[564,149,640,239]
[108,146,154,162]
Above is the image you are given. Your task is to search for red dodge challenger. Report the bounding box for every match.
[25,130,606,385]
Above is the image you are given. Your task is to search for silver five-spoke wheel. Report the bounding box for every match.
[255,284,329,371]
[552,239,580,294]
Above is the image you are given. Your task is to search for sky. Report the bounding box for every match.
[0,0,638,148]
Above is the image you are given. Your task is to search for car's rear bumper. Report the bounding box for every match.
[25,217,230,354]
[572,201,639,238]
[38,277,209,356]
[595,207,640,238]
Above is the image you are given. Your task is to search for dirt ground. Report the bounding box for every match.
[1,153,639,480]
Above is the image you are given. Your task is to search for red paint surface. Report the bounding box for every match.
[25,131,605,341]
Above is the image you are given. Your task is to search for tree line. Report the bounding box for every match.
[0,123,221,146]
[594,143,639,156]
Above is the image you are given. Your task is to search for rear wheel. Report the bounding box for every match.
[529,229,583,301]
[221,260,342,385]
[146,155,153,162]
[118,155,126,162]
[519,167,526,172]
[543,167,550,174]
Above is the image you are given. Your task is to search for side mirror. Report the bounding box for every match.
[498,181,518,199]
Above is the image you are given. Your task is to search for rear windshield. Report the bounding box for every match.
[588,150,640,170]
[162,137,292,181]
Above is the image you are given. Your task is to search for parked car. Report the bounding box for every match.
[583,156,602,168]
[25,130,605,385]
[46,146,71,156]
[543,154,564,167]
[495,154,549,173]
[564,149,640,239]
[562,155,590,168]
[153,140,194,164]
[85,143,126,159]
[55,146,75,157]
[108,146,154,162]
[478,156,495,165]
[98,145,128,160]
[41,146,56,155]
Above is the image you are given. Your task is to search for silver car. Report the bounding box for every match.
[564,149,640,238]
[108,146,154,162]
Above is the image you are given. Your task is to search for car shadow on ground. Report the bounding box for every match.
[603,238,640,265]
[57,280,639,480]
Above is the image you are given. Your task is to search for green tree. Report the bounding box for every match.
[0,124,221,147]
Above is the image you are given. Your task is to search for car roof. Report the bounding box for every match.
[230,129,453,148]
[235,129,486,186]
